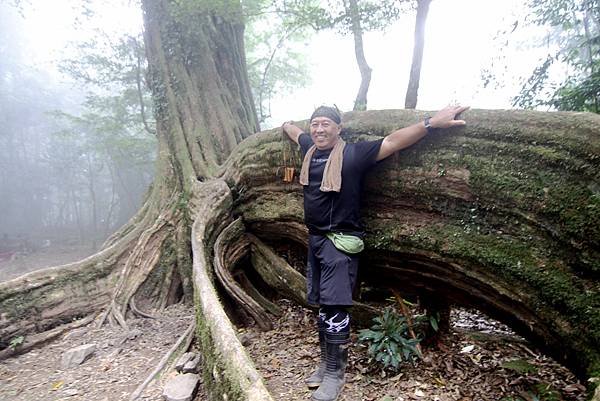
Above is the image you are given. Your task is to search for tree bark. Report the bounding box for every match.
[224,108,600,384]
[405,0,431,109]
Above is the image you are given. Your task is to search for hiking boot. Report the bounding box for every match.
[311,332,348,401]
[305,329,326,388]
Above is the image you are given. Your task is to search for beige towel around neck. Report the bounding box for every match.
[299,139,346,192]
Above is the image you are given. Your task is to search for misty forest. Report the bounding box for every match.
[0,1,599,401]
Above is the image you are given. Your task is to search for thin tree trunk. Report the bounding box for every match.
[347,0,372,111]
[85,153,98,249]
[405,0,432,109]
[132,36,155,136]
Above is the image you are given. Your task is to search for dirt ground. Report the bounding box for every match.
[244,300,587,401]
[0,298,588,401]
[0,304,205,401]
[0,244,95,282]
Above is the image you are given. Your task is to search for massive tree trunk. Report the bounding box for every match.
[0,1,599,400]
[225,109,600,383]
[405,0,431,109]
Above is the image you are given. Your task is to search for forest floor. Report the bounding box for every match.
[0,258,589,401]
[244,299,588,401]
[0,304,206,401]
[0,244,95,282]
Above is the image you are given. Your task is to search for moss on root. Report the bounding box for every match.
[193,291,244,401]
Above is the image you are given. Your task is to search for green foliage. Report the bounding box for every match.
[9,335,24,350]
[427,312,439,332]
[244,0,314,124]
[531,383,562,401]
[243,0,413,121]
[60,32,155,134]
[320,0,412,35]
[551,70,600,112]
[358,307,422,370]
[512,0,600,113]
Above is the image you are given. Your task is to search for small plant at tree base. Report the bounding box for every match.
[413,310,440,334]
[358,307,421,370]
[9,335,24,350]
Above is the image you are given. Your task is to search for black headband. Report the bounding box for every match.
[310,106,341,124]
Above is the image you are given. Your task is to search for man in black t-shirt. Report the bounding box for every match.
[282,105,467,401]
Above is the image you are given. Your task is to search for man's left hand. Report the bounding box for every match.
[430,105,470,129]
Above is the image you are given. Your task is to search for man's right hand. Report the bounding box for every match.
[281,121,303,145]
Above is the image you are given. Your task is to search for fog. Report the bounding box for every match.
[0,2,154,280]
[0,0,564,281]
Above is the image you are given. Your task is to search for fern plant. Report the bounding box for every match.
[358,307,421,370]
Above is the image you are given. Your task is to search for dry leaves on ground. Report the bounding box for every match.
[244,299,587,401]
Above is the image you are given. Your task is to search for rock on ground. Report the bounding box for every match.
[61,344,97,369]
[162,373,199,401]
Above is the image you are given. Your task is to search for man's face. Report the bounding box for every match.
[309,117,341,150]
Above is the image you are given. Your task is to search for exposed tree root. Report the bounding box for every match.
[0,313,96,360]
[129,320,195,401]
[189,179,273,400]
[237,273,282,318]
[248,234,308,307]
[129,296,158,320]
[0,178,176,350]
[103,190,180,328]
[214,219,273,331]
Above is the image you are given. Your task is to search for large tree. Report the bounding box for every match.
[1,1,599,400]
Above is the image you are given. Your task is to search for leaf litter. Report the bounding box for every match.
[243,299,587,401]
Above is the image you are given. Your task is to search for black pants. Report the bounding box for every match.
[306,234,359,306]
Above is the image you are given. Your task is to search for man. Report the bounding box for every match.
[282,104,468,401]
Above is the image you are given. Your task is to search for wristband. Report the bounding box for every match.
[424,117,435,134]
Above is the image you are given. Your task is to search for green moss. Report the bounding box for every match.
[193,291,245,400]
[236,191,303,222]
[501,358,538,374]
[0,257,116,347]
[137,235,177,300]
[363,216,600,377]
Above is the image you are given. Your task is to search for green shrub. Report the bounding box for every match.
[358,307,422,370]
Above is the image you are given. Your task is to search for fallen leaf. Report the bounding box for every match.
[460,345,475,353]
[51,381,64,390]
[563,383,586,393]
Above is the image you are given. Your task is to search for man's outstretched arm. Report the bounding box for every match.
[376,105,469,161]
[282,121,304,145]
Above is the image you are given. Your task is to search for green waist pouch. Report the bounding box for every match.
[325,232,364,254]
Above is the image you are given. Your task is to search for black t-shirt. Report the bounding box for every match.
[299,133,383,236]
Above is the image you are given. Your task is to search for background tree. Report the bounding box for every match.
[484,0,600,113]
[0,5,75,246]
[404,0,432,109]
[0,3,155,253]
[243,0,314,124]
[57,32,157,235]
[326,0,406,111]
[271,0,406,111]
